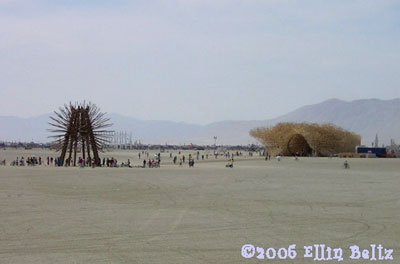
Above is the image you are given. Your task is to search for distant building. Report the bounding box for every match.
[386,139,400,157]
[356,146,387,157]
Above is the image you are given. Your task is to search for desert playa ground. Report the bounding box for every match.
[0,149,399,263]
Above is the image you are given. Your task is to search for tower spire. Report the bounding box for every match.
[374,133,379,148]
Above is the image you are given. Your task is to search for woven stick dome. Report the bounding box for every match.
[250,123,361,157]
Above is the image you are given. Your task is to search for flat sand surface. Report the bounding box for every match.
[0,149,399,263]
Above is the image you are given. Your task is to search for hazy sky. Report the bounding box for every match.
[1,0,399,124]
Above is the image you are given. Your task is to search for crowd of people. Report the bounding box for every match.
[0,150,263,169]
[7,156,63,166]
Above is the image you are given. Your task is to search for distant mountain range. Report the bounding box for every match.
[1,98,399,146]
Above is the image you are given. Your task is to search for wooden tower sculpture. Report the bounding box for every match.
[49,102,112,166]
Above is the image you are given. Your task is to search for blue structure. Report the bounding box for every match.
[356,147,387,157]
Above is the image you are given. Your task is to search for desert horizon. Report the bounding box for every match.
[1,98,400,146]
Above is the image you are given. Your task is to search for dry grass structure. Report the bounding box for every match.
[250,123,361,157]
[49,102,112,166]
